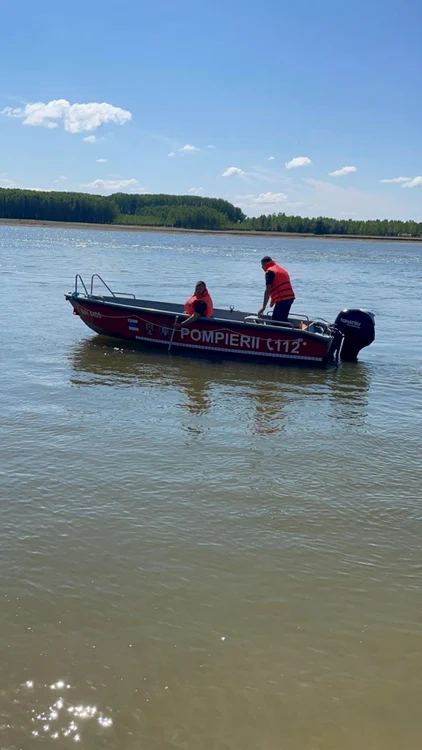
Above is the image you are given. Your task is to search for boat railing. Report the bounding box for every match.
[244,315,295,329]
[73,273,135,299]
[244,312,312,329]
[75,274,89,296]
[90,274,136,299]
[257,312,311,324]
[289,313,310,323]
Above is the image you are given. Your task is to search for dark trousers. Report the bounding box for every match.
[272,299,294,322]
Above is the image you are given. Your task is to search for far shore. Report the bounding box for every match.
[1,217,422,242]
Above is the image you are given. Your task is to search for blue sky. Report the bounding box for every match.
[1,0,421,220]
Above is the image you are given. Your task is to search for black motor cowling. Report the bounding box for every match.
[334,309,375,361]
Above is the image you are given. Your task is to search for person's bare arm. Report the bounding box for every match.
[174,312,200,329]
[257,284,272,316]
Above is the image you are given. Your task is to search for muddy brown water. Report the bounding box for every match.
[1,225,421,749]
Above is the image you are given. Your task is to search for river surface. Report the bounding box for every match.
[1,225,421,750]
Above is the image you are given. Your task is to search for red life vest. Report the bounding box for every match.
[263,261,295,306]
[184,288,214,317]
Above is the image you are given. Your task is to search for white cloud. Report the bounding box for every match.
[268,156,275,161]
[402,176,422,188]
[286,201,304,208]
[380,176,411,184]
[303,177,422,221]
[168,151,175,157]
[1,173,53,190]
[222,166,246,177]
[207,144,216,149]
[250,191,287,204]
[65,102,131,133]
[0,176,17,188]
[96,158,108,163]
[1,99,132,134]
[187,187,203,195]
[53,175,68,183]
[285,156,312,169]
[222,165,286,184]
[1,107,22,118]
[83,135,97,143]
[80,178,142,193]
[236,192,294,217]
[179,144,199,152]
[328,165,357,177]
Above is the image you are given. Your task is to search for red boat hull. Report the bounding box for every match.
[68,297,333,365]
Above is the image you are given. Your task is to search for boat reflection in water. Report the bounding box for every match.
[69,336,373,436]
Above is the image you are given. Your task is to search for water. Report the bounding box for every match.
[1,225,421,749]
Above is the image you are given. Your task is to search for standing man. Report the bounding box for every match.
[257,256,295,322]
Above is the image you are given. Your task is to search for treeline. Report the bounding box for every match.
[0,188,116,224]
[1,187,422,237]
[112,192,243,229]
[242,212,422,237]
[116,206,229,230]
[0,188,239,230]
[113,193,244,223]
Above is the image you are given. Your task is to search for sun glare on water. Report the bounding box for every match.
[20,679,114,743]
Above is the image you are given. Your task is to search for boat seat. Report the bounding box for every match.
[244,315,294,329]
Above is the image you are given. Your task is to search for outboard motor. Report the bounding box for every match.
[334,309,375,361]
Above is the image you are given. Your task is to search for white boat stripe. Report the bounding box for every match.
[133,335,324,362]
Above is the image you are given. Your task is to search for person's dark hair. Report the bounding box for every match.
[261,256,272,264]
[196,280,206,288]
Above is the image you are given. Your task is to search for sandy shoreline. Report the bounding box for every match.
[1,217,421,242]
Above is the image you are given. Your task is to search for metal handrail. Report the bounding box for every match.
[89,274,135,299]
[75,274,89,296]
[112,290,136,298]
[287,313,310,322]
[90,274,115,296]
[244,315,294,329]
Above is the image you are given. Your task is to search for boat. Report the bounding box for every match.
[65,274,375,366]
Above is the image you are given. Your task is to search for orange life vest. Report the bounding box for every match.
[184,288,214,317]
[263,261,295,306]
